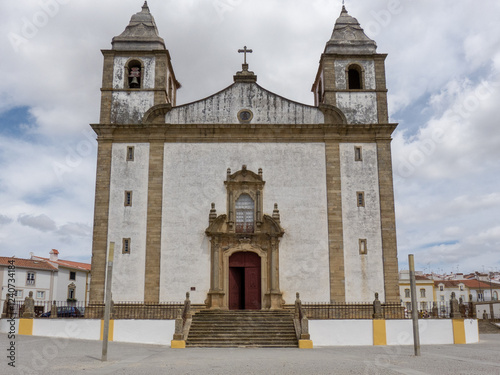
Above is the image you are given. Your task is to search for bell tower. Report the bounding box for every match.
[89,2,180,304]
[312,5,388,125]
[312,6,400,303]
[98,1,180,125]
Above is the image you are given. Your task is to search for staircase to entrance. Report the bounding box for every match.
[186,310,298,348]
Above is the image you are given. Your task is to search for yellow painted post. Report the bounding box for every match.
[373,319,387,346]
[298,340,313,349]
[452,319,466,344]
[171,340,186,349]
[100,319,114,341]
[18,319,33,336]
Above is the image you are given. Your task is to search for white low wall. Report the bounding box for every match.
[1,318,478,347]
[309,320,373,346]
[113,320,175,345]
[464,319,479,343]
[310,319,479,346]
[385,319,454,345]
[32,319,101,341]
[0,319,175,346]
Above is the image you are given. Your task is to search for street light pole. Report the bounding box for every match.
[409,254,420,356]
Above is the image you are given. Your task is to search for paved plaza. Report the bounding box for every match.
[2,333,499,375]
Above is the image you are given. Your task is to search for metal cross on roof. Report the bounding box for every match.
[238,46,253,65]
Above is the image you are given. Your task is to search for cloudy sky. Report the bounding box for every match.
[0,0,499,274]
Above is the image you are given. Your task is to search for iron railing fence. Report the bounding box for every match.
[85,301,183,320]
[5,300,185,319]
[8,300,87,318]
[293,302,406,320]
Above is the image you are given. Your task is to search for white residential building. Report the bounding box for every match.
[0,250,90,315]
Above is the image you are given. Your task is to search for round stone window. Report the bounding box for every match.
[237,109,253,123]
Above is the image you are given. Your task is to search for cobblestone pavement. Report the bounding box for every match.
[2,333,500,375]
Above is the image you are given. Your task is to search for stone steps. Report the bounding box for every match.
[478,320,500,334]
[186,310,299,348]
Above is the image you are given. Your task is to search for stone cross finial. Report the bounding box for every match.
[238,46,253,65]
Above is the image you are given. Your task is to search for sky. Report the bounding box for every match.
[0,0,499,274]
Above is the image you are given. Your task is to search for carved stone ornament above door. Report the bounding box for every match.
[205,166,285,310]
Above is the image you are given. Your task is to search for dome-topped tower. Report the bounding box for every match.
[325,6,377,54]
[112,1,166,50]
[311,5,400,304]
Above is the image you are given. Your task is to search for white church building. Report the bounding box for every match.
[89,2,400,310]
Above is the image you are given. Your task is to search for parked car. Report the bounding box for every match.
[40,306,83,318]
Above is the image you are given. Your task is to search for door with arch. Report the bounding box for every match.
[228,252,261,310]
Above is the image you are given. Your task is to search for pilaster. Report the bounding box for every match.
[89,140,113,303]
[376,139,399,303]
[144,139,164,303]
[325,139,345,302]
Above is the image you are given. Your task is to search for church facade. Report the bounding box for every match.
[89,3,400,309]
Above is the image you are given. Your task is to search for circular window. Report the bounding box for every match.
[237,109,253,123]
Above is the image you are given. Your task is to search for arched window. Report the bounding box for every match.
[67,283,76,301]
[235,194,254,233]
[348,65,362,90]
[127,60,142,89]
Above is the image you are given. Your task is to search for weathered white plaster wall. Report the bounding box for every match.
[53,268,88,303]
[108,143,150,301]
[112,56,155,89]
[310,320,373,346]
[334,60,376,90]
[113,320,175,345]
[160,143,330,304]
[340,143,384,302]
[111,91,154,124]
[165,83,324,124]
[336,93,378,124]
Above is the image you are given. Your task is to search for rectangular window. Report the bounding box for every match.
[439,285,444,291]
[69,271,76,280]
[126,146,134,161]
[459,285,464,291]
[124,191,132,206]
[123,238,131,254]
[357,192,365,207]
[420,302,427,311]
[440,295,445,301]
[404,288,410,298]
[354,146,362,161]
[68,288,75,300]
[420,288,426,298]
[36,291,45,299]
[26,272,35,286]
[359,239,367,254]
[15,290,23,298]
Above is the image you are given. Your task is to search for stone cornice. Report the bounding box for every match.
[90,122,397,142]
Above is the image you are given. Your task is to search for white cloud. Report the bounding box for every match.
[18,214,57,232]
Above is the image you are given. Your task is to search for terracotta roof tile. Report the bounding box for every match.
[33,256,91,271]
[0,257,58,271]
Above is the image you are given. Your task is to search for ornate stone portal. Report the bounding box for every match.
[205,166,285,310]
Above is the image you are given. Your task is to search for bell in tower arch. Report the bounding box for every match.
[128,66,141,88]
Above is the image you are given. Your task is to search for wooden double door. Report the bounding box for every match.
[228,252,261,310]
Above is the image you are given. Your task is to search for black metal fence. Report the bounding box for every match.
[8,300,87,319]
[85,302,183,320]
[299,302,406,320]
